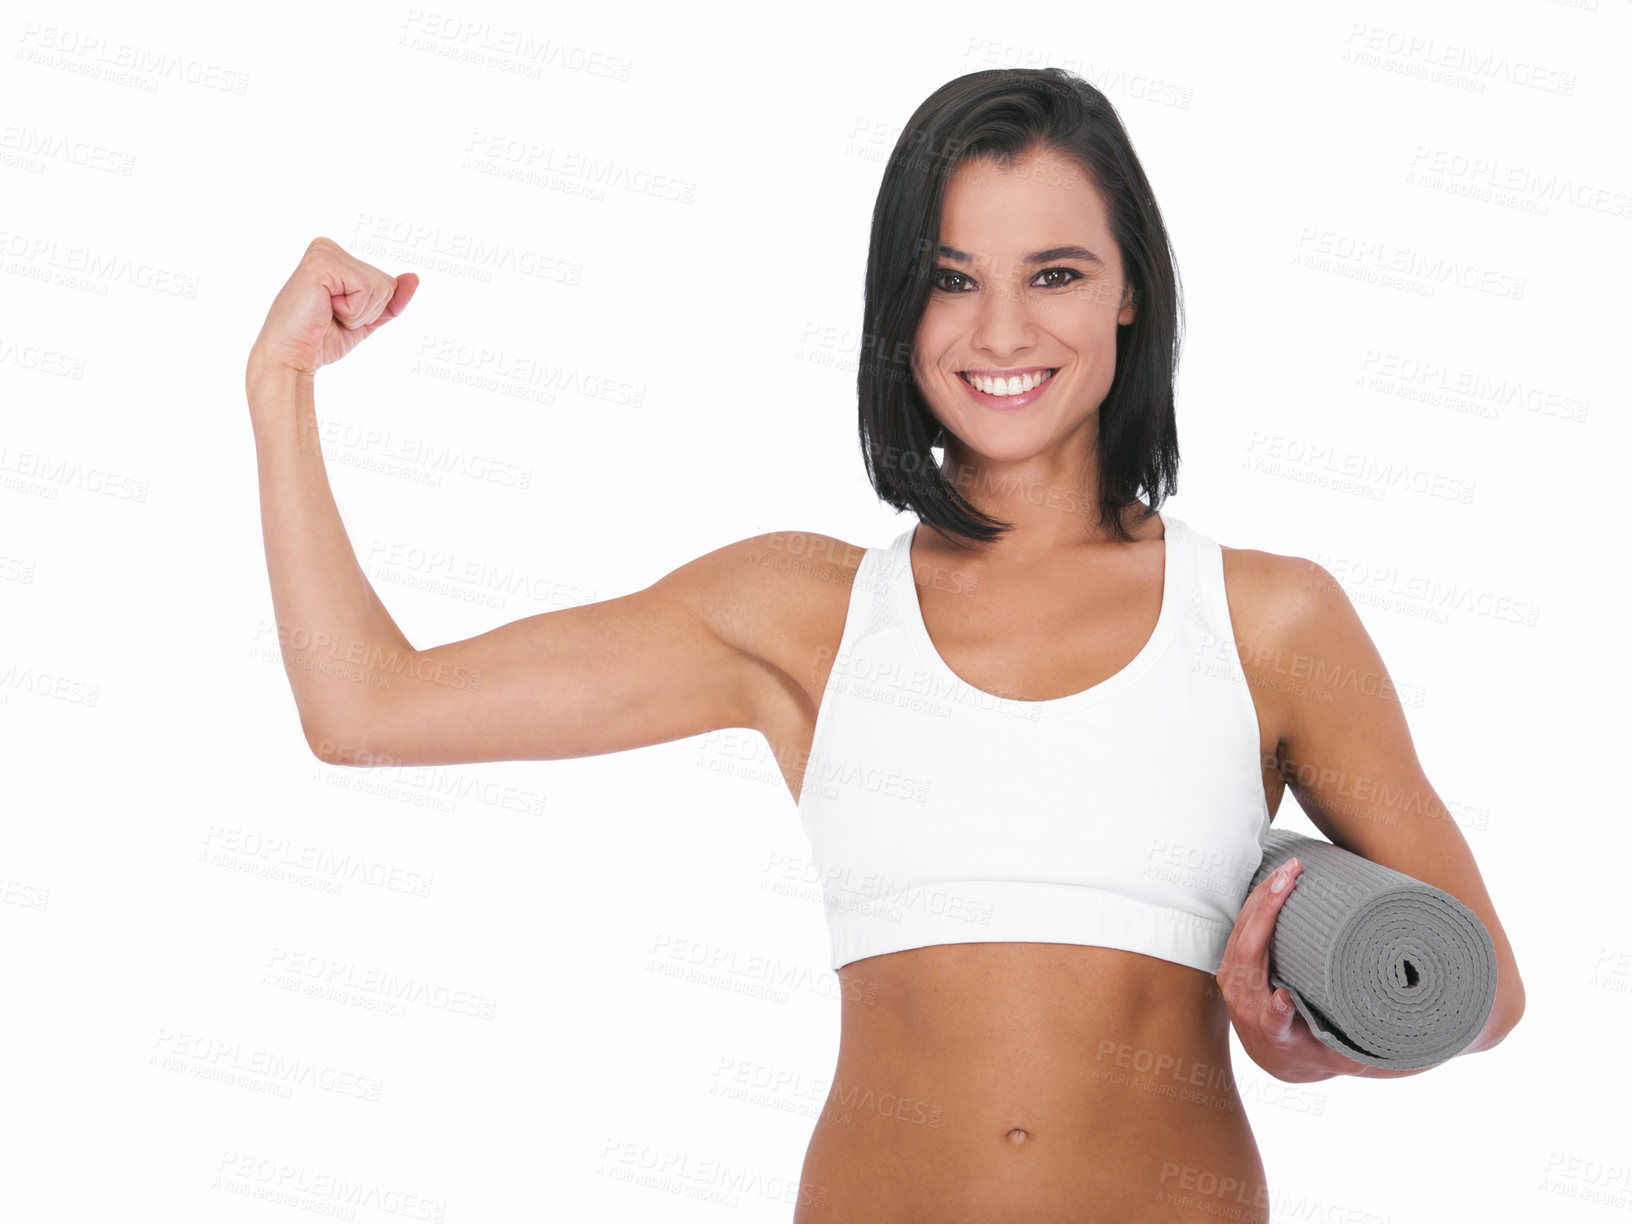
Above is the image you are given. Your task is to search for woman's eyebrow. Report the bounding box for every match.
[936,243,1103,266]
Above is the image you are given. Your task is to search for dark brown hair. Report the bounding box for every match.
[857,67,1184,543]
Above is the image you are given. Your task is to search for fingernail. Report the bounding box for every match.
[1271,867,1287,892]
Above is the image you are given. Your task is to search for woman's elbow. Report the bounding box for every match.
[1469,974,1526,1053]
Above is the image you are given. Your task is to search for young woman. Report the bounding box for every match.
[246,68,1523,1223]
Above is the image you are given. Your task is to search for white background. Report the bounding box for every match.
[3,0,1627,1220]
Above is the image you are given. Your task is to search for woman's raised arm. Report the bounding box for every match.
[331,550,782,767]
[246,238,784,770]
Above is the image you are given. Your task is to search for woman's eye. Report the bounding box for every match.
[932,267,1080,292]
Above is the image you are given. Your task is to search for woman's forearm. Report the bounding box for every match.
[246,356,414,755]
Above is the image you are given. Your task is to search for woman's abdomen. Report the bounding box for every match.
[792,943,1271,1223]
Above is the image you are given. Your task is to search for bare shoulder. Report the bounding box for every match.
[648,530,869,698]
[1217,544,1379,760]
[1219,544,1351,645]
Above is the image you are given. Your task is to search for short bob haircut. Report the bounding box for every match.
[857,67,1183,545]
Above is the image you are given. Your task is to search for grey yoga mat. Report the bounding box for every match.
[1245,827,1498,1070]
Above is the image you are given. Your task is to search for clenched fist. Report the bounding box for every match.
[248,237,419,377]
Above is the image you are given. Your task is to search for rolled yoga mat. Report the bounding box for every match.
[1245,827,1498,1070]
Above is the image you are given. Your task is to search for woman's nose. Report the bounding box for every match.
[970,279,1037,357]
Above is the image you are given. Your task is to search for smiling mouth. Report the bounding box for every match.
[958,368,1057,397]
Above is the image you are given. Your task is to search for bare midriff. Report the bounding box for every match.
[791,941,1269,1224]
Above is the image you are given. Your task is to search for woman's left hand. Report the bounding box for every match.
[1215,857,1370,1083]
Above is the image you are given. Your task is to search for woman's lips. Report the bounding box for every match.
[957,368,1057,411]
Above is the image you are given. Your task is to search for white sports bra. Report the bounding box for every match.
[796,509,1272,975]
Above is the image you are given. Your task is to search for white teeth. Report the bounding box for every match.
[961,369,1054,397]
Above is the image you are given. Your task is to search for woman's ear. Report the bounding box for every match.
[1118,283,1138,326]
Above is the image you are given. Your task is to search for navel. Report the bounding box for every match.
[1005,1127,1030,1145]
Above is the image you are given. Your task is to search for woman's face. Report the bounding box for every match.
[912,146,1136,472]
